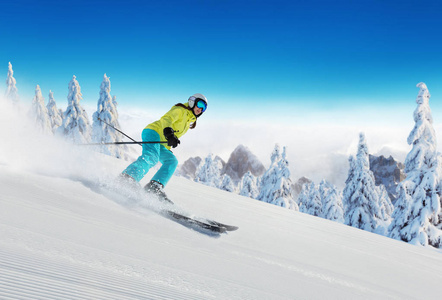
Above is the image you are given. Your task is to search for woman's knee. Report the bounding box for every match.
[169,155,178,168]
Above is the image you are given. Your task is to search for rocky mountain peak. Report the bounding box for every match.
[223,144,266,183]
[369,154,405,203]
[175,156,202,179]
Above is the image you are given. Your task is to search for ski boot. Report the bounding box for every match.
[144,180,174,204]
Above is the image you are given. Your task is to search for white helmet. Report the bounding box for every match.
[188,93,208,109]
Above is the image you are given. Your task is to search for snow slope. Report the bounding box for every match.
[1,100,442,299]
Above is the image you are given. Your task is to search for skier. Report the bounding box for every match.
[120,93,208,203]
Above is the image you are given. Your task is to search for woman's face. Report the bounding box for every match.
[193,105,203,116]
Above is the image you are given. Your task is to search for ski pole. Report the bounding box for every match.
[97,117,141,146]
[79,141,168,146]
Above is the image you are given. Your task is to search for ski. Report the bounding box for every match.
[111,177,238,234]
[164,210,228,233]
[144,194,239,233]
[204,219,239,231]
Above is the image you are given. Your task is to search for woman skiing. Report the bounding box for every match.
[120,93,208,202]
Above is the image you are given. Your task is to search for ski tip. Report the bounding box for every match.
[218,227,228,234]
[165,210,228,234]
[206,220,239,231]
[226,226,239,231]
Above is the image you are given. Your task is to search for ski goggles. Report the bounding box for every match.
[195,99,207,112]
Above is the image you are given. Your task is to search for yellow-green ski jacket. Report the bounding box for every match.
[145,103,197,150]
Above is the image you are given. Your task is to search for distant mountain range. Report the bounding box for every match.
[176,145,265,183]
[177,145,405,202]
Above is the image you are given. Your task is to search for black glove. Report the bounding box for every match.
[163,127,180,148]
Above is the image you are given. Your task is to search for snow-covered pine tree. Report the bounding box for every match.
[57,76,91,144]
[29,85,52,134]
[46,91,63,134]
[343,133,383,232]
[299,182,322,216]
[91,74,127,159]
[220,174,236,193]
[320,181,344,223]
[297,182,311,209]
[59,108,64,120]
[195,154,223,188]
[377,184,394,222]
[5,62,19,104]
[257,144,298,210]
[374,184,394,235]
[318,179,332,202]
[389,83,442,248]
[343,155,356,203]
[239,171,259,199]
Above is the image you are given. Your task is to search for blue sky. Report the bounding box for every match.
[2,0,442,118]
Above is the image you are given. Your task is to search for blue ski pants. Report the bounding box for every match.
[122,129,178,186]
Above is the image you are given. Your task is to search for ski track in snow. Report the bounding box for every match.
[0,220,216,300]
[0,169,288,300]
[0,244,210,300]
[231,250,376,294]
